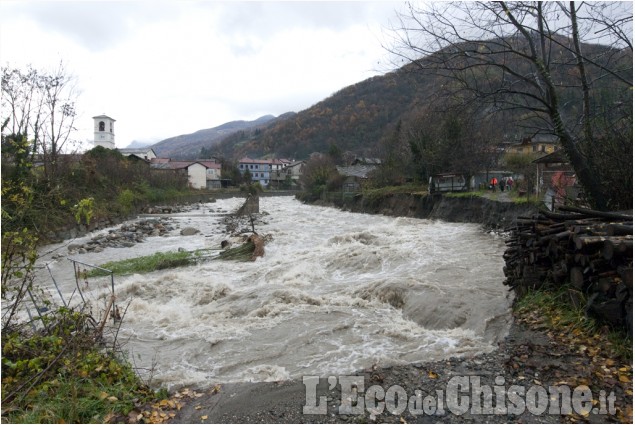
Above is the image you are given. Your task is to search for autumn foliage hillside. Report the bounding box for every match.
[212,36,631,165]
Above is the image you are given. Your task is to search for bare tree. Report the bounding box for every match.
[1,67,40,139]
[38,63,80,180]
[386,1,633,210]
[1,63,80,181]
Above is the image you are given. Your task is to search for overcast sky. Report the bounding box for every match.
[0,1,404,149]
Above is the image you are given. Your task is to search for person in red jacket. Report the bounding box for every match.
[490,177,498,192]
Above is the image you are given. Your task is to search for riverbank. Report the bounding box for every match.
[327,191,539,231]
[158,308,631,424]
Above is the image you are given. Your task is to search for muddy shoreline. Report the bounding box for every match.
[165,318,629,424]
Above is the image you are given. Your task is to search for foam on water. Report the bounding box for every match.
[35,196,512,389]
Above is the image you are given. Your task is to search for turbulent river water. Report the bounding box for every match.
[37,196,512,389]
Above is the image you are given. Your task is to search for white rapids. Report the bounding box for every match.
[35,196,512,389]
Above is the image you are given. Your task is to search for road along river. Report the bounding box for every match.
[37,196,512,390]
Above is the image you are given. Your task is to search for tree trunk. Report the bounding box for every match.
[500,1,609,211]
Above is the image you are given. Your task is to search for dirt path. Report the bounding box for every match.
[481,189,515,203]
[159,318,631,424]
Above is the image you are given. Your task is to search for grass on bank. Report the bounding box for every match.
[362,183,428,200]
[514,286,632,362]
[443,190,486,198]
[447,188,543,205]
[87,249,217,277]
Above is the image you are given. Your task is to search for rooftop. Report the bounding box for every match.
[336,164,377,179]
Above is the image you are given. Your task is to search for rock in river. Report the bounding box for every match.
[180,227,200,236]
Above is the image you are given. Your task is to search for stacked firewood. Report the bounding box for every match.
[503,205,632,333]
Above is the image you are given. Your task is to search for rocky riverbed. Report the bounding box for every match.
[62,218,177,255]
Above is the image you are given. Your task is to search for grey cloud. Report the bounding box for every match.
[5,1,399,54]
[210,1,399,61]
[4,1,181,51]
[214,1,399,37]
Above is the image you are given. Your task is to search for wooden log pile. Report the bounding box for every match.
[503,205,632,333]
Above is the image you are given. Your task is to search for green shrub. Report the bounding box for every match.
[1,307,158,423]
[116,189,135,214]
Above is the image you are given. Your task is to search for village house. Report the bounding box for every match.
[206,163,224,188]
[269,160,306,189]
[150,159,222,190]
[90,114,224,189]
[117,147,157,162]
[238,158,272,186]
[238,157,293,187]
[350,157,382,166]
[504,134,559,155]
[336,164,377,193]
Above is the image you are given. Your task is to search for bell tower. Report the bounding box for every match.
[93,114,116,149]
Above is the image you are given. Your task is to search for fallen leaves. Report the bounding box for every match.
[513,300,633,424]
[210,384,221,395]
[111,386,221,424]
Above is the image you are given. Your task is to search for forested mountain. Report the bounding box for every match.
[212,69,439,160]
[208,35,630,165]
[151,115,277,159]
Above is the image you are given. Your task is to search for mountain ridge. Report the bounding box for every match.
[159,36,631,162]
[151,114,278,159]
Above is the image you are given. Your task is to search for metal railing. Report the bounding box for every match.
[68,257,117,323]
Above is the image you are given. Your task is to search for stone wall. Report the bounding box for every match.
[334,193,538,231]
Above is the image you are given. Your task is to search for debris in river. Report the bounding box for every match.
[215,233,266,262]
[235,194,259,216]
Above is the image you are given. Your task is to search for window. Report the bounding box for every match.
[99,121,105,131]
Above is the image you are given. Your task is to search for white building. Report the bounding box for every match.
[150,159,222,190]
[118,148,157,161]
[93,114,116,149]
